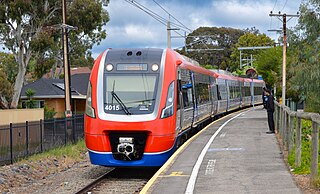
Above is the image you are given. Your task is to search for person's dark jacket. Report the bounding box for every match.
[266,94,274,112]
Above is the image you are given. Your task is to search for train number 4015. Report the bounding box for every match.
[105,104,120,111]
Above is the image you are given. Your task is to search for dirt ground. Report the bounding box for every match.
[0,151,111,194]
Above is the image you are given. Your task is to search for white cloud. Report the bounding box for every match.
[91,0,301,58]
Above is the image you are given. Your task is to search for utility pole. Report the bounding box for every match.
[269,11,299,106]
[62,0,77,117]
[167,20,171,48]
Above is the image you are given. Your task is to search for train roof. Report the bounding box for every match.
[171,49,265,84]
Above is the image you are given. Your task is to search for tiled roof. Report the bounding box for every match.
[42,67,91,78]
[20,73,90,99]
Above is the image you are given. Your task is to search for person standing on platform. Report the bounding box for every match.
[262,87,267,109]
[265,89,275,134]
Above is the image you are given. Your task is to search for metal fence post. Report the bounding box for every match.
[53,118,56,142]
[40,119,43,152]
[72,114,76,143]
[311,121,319,181]
[64,117,67,145]
[26,121,29,156]
[9,123,13,164]
[295,117,302,167]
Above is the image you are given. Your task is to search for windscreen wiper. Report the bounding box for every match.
[111,91,131,115]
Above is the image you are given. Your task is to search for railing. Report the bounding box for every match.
[0,114,84,166]
[274,102,320,181]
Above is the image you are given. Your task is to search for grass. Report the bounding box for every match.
[287,119,320,186]
[19,139,87,163]
[288,120,313,174]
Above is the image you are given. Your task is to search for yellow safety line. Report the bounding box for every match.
[140,108,250,194]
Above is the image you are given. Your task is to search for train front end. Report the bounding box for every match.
[84,48,177,167]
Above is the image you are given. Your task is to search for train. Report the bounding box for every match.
[84,48,265,167]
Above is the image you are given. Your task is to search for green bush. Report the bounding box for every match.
[288,120,315,174]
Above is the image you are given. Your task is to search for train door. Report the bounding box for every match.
[180,69,194,131]
[226,80,230,111]
[190,71,198,127]
[210,77,218,115]
[176,69,183,133]
[194,72,211,123]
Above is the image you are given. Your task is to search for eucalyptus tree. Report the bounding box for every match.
[0,0,109,108]
[180,27,245,70]
[288,0,320,112]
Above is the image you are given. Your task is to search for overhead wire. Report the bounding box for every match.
[152,0,192,33]
[280,0,288,12]
[124,0,215,50]
[124,0,167,26]
[125,0,190,33]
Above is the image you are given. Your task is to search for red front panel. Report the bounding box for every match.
[85,115,176,152]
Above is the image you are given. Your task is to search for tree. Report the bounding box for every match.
[230,32,274,72]
[0,70,12,108]
[179,27,245,70]
[0,0,109,108]
[255,47,282,94]
[0,52,17,108]
[24,88,36,109]
[0,52,18,84]
[287,0,320,112]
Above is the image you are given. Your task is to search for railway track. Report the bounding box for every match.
[75,167,159,194]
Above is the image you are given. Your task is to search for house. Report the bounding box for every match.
[42,66,91,79]
[20,73,90,118]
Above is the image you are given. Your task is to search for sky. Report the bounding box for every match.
[91,0,302,59]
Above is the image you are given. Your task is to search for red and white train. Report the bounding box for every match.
[84,48,264,167]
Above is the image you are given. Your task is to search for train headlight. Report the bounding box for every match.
[151,63,159,71]
[85,81,96,118]
[106,63,113,71]
[161,81,175,119]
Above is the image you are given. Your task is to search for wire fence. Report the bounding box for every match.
[0,114,84,166]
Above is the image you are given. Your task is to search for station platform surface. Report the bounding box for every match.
[143,106,301,194]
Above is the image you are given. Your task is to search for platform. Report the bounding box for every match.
[142,106,301,194]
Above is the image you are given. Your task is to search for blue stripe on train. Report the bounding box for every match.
[88,148,175,167]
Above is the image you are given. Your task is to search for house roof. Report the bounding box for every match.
[42,67,91,78]
[20,73,90,99]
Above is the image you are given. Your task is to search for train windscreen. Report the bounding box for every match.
[104,74,158,115]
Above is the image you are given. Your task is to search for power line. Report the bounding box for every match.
[280,0,288,12]
[125,0,190,33]
[152,0,192,32]
[124,0,167,26]
[272,0,278,12]
[124,0,191,48]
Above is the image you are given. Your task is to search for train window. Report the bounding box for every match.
[216,85,221,100]
[217,79,227,100]
[181,81,193,108]
[194,73,210,105]
[180,69,193,109]
[104,74,158,115]
[177,80,181,110]
[195,83,210,104]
